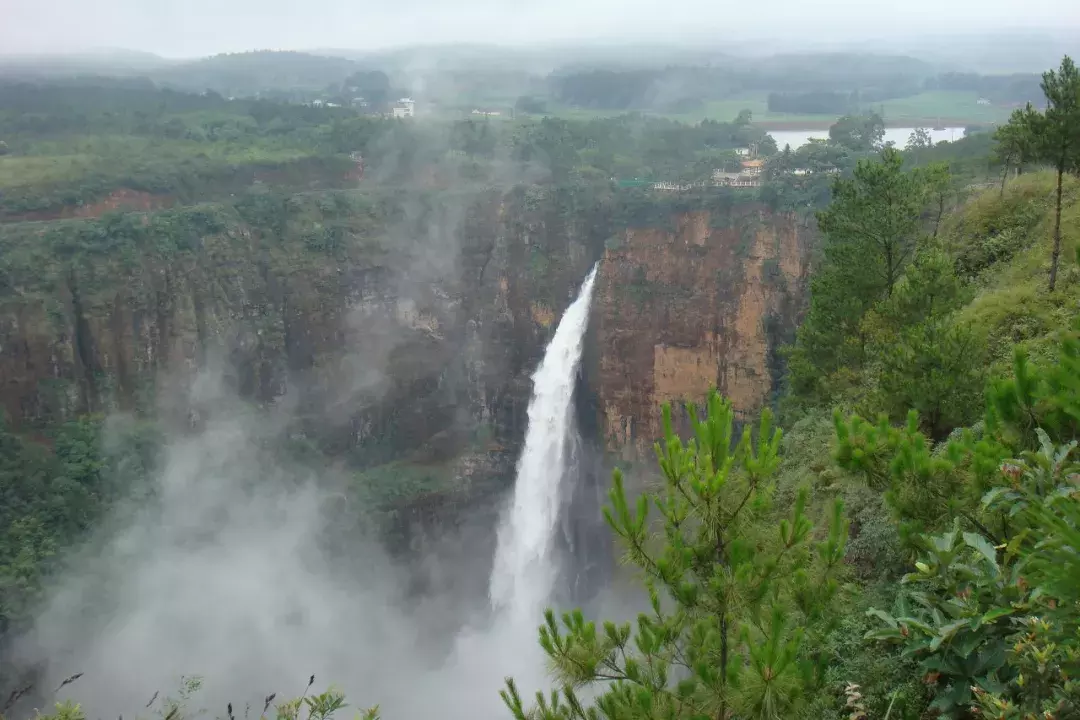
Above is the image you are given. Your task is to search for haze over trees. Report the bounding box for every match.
[0,35,1078,720]
[994,55,1080,290]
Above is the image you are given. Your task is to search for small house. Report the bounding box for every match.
[740,159,765,176]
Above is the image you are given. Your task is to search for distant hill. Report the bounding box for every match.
[316,42,733,75]
[895,31,1080,74]
[149,50,361,97]
[0,48,174,79]
[812,30,1080,75]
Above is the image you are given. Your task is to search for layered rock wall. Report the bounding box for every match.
[0,189,809,483]
[595,207,808,456]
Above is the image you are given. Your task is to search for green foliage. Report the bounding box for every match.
[946,172,1058,280]
[787,148,941,407]
[1036,55,1080,292]
[834,410,1000,545]
[905,128,933,151]
[817,148,935,297]
[904,130,997,186]
[986,56,1080,291]
[0,413,161,634]
[993,105,1040,187]
[985,316,1080,448]
[0,81,378,216]
[1011,518,1080,720]
[828,114,885,153]
[17,677,379,720]
[833,318,1078,537]
[972,616,1080,720]
[800,583,930,720]
[861,250,985,439]
[870,319,983,441]
[831,286,1080,719]
[864,434,1080,720]
[1035,56,1080,180]
[863,524,1022,718]
[503,390,849,720]
[350,460,456,511]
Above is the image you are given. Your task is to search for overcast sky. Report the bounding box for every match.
[3,0,1079,58]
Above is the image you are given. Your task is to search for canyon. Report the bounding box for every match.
[0,185,811,520]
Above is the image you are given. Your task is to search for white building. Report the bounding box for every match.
[652,181,696,192]
[712,169,760,188]
[392,98,416,118]
[740,159,765,177]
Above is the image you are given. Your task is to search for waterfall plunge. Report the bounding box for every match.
[488,262,600,623]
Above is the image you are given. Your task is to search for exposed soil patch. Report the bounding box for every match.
[5,189,174,222]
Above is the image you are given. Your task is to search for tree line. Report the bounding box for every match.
[3,54,1078,720]
[551,62,1046,112]
[500,54,1080,720]
[994,56,1080,291]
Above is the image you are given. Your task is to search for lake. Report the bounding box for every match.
[769,127,967,150]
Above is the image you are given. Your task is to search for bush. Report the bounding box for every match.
[504,391,849,720]
[945,173,1068,279]
[9,677,379,720]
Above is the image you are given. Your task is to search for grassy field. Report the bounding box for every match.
[871,91,1012,125]
[951,171,1080,370]
[543,93,823,125]
[0,135,313,191]
[542,90,1014,128]
[0,154,98,187]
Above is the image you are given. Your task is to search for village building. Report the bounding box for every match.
[392,98,416,118]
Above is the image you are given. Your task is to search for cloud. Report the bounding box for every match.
[2,0,1077,59]
[8,363,551,720]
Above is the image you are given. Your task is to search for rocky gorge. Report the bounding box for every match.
[0,184,811,523]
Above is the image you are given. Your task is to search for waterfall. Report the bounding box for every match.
[488,262,600,622]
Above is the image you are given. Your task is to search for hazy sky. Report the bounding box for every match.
[4,0,1079,58]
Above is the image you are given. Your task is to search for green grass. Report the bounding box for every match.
[698,94,830,124]
[0,153,98,187]
[543,90,1014,128]
[951,171,1080,371]
[0,135,313,191]
[351,460,459,509]
[543,93,829,125]
[872,91,1012,125]
[0,131,352,217]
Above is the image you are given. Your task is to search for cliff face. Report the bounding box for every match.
[0,189,807,502]
[0,185,604,516]
[595,207,808,456]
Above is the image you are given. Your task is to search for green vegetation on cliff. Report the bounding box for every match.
[497,56,1080,720]
[1,53,1078,720]
[500,146,1080,720]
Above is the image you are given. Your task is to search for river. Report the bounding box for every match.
[769,126,967,150]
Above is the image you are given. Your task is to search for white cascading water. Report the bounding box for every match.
[488,262,600,622]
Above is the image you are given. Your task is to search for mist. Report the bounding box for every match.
[2,195,627,718]
[5,0,1076,714]
[5,361,584,720]
[3,0,1079,60]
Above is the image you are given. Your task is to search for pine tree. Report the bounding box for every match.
[860,250,985,440]
[1036,56,1080,291]
[502,391,848,720]
[787,149,939,405]
[992,105,1039,196]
